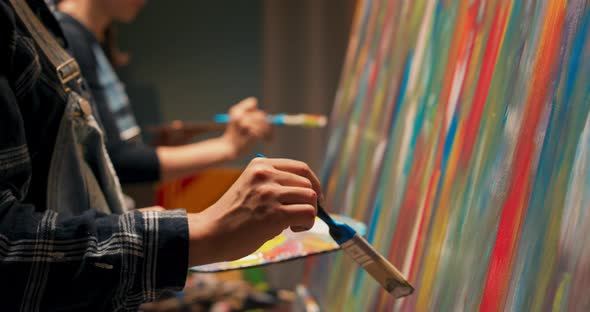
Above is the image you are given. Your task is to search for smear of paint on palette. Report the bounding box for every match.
[191,215,366,272]
[308,0,590,311]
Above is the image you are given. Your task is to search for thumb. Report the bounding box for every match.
[232,97,258,114]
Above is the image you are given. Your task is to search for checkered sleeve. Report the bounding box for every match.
[1,4,189,309]
[0,196,189,311]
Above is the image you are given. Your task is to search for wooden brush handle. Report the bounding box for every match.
[341,234,414,298]
[147,122,227,146]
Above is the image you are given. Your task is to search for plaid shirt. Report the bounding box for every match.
[0,1,189,310]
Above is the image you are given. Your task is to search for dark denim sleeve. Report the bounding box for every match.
[0,2,188,310]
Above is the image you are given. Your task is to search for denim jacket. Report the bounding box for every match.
[0,1,188,310]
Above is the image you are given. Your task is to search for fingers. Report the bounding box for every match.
[248,168,316,207]
[230,97,258,115]
[245,158,322,233]
[228,98,259,130]
[272,170,313,189]
[279,204,316,231]
[259,158,323,201]
[279,189,316,232]
[228,97,273,141]
[244,110,271,139]
[277,186,317,206]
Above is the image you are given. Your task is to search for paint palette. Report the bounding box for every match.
[190,214,366,272]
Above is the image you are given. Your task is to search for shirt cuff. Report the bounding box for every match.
[139,209,189,296]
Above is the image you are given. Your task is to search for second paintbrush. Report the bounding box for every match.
[214,113,327,128]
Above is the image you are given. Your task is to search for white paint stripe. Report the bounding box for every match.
[446,40,471,132]
[406,0,436,94]
[396,102,418,182]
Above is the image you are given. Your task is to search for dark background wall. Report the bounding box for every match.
[261,0,356,171]
[117,0,355,171]
[117,1,263,128]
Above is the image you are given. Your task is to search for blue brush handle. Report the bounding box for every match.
[213,114,231,123]
[256,153,356,245]
[316,203,357,244]
[215,114,286,125]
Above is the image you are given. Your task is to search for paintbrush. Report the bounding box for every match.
[315,201,414,298]
[214,113,327,128]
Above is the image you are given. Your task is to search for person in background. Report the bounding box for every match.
[54,0,272,184]
[0,0,321,310]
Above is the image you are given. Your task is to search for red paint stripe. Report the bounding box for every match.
[388,157,426,266]
[461,2,511,165]
[479,3,566,310]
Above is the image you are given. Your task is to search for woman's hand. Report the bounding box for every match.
[188,157,322,266]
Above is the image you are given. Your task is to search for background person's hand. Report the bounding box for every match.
[221,97,272,158]
[188,157,323,266]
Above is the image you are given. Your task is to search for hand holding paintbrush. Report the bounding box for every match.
[148,101,327,147]
[256,154,414,298]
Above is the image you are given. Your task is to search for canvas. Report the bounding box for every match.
[309,0,590,311]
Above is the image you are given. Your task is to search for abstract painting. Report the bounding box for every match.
[308,0,590,311]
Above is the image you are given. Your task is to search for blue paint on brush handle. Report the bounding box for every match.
[214,114,286,125]
[213,114,231,123]
[316,203,357,245]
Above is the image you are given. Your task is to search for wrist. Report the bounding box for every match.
[187,212,217,266]
[217,135,239,161]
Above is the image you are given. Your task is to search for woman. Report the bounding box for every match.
[54,0,272,184]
